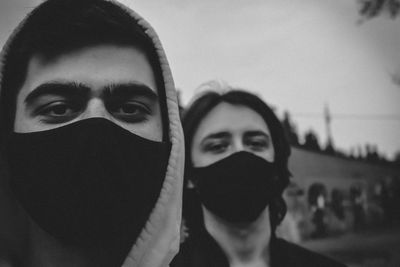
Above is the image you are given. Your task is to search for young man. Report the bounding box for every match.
[0,0,184,266]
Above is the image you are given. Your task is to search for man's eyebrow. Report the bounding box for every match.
[105,83,158,101]
[24,81,90,104]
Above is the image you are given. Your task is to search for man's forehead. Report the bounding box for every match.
[21,44,158,96]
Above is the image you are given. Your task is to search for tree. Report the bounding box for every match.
[358,0,400,92]
[281,111,300,146]
[324,142,336,155]
[303,130,321,151]
[358,0,400,20]
[393,151,400,166]
[365,143,380,162]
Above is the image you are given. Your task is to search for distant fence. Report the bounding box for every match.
[277,147,400,242]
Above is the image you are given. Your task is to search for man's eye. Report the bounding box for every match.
[110,102,151,122]
[118,103,145,114]
[48,104,68,115]
[37,101,80,123]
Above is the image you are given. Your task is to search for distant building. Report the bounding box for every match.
[278,147,400,242]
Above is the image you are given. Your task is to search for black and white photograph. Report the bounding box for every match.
[0,0,399,266]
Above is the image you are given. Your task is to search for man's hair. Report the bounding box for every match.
[182,82,291,235]
[0,0,168,143]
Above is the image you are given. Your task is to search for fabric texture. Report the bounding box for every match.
[192,151,278,223]
[0,1,184,266]
[7,118,171,248]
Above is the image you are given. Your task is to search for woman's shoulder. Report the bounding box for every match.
[273,238,347,267]
[170,233,229,267]
[171,235,348,267]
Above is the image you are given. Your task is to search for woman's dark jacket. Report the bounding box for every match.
[171,228,347,267]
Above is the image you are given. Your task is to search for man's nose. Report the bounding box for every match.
[232,138,245,153]
[82,98,111,120]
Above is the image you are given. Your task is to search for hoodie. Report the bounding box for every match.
[0,0,184,266]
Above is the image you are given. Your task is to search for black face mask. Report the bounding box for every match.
[7,118,170,250]
[192,151,277,223]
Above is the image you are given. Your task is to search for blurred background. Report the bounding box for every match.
[1,0,400,266]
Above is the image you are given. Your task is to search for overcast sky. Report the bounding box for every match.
[1,0,400,159]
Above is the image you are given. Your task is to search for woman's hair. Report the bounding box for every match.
[182,82,291,235]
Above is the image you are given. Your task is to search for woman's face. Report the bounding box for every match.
[191,102,275,167]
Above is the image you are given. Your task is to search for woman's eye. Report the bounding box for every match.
[203,142,229,154]
[247,139,268,150]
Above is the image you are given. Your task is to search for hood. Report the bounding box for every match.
[0,1,184,266]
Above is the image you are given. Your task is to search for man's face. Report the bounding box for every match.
[14,44,163,141]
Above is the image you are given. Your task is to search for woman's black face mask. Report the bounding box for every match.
[7,118,170,249]
[191,151,278,223]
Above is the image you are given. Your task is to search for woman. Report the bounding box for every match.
[173,82,346,267]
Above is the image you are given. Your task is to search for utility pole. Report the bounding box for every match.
[324,103,334,150]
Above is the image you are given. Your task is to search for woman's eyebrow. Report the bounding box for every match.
[104,83,158,101]
[243,130,270,139]
[203,131,231,140]
[25,81,90,104]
